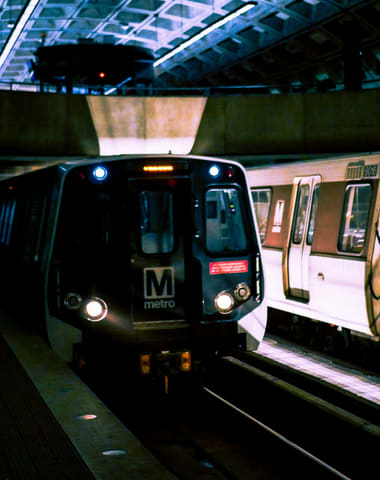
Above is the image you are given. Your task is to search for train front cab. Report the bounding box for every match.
[47,156,266,376]
[249,155,380,343]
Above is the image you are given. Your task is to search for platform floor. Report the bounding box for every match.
[256,336,380,406]
[0,309,175,480]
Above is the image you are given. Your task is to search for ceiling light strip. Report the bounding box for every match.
[153,2,257,68]
[0,0,40,71]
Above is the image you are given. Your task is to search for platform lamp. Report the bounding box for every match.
[153,2,257,68]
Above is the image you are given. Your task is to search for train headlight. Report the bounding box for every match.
[234,283,251,302]
[215,292,235,314]
[209,165,220,178]
[92,166,108,182]
[83,297,108,322]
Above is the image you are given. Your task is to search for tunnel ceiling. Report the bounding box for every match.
[0,0,379,91]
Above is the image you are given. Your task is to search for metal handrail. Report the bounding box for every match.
[0,79,379,96]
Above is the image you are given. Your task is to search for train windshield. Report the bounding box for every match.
[205,188,247,253]
[140,191,174,254]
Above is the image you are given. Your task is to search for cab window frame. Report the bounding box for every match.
[204,185,249,256]
[139,189,175,255]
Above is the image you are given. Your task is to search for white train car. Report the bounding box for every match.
[247,152,380,344]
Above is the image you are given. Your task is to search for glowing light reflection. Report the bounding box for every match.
[154,3,257,68]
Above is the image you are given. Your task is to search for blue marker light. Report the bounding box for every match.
[92,166,108,181]
[209,165,220,177]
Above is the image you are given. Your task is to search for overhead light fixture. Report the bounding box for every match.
[0,0,40,72]
[153,2,257,68]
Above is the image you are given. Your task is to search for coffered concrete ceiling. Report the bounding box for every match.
[0,0,379,92]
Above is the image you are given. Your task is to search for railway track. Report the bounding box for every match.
[205,352,380,479]
[79,344,379,479]
[96,378,350,479]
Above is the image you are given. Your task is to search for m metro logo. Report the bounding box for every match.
[144,267,174,298]
[143,267,176,310]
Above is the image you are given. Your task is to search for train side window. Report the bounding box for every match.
[306,185,320,245]
[205,188,247,253]
[0,199,16,246]
[140,191,174,254]
[251,188,272,243]
[338,184,372,254]
[24,189,47,262]
[0,202,6,241]
[292,184,310,244]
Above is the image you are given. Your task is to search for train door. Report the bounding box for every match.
[128,178,191,324]
[287,176,320,301]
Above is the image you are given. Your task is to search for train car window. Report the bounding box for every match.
[306,185,320,245]
[0,199,16,246]
[251,188,272,243]
[338,184,372,254]
[206,188,247,253]
[273,200,285,233]
[293,184,310,244]
[23,189,47,262]
[140,191,174,254]
[0,202,6,241]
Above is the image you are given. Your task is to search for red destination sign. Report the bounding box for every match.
[209,260,248,275]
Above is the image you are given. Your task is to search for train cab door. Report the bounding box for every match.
[128,177,191,325]
[286,176,320,301]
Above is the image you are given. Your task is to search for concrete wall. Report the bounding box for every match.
[191,89,380,156]
[0,88,379,158]
[0,91,99,156]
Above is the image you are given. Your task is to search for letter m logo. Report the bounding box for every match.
[144,267,175,299]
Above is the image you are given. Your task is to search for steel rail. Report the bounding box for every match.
[202,385,352,480]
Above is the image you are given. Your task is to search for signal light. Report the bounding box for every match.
[99,72,106,78]
[234,283,251,301]
[180,351,191,372]
[209,165,220,177]
[143,165,174,173]
[92,166,108,181]
[64,292,83,310]
[140,354,151,375]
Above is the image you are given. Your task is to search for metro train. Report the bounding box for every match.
[0,154,266,378]
[247,152,380,358]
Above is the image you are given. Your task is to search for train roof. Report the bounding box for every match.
[0,153,245,182]
[245,151,380,187]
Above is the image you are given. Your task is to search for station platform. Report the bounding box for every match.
[255,336,380,406]
[0,309,175,480]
